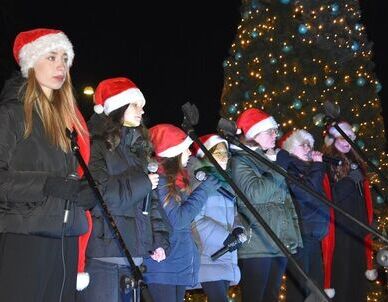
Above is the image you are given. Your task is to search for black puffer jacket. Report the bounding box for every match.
[0,74,88,238]
[86,114,170,258]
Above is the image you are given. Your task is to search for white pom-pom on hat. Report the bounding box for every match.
[76,272,90,291]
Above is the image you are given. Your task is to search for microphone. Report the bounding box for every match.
[211,228,247,261]
[64,172,79,224]
[195,170,235,200]
[142,161,159,215]
[322,155,343,166]
[350,163,364,197]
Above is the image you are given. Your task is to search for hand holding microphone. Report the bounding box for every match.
[307,151,343,166]
[195,169,235,200]
[211,227,247,261]
[142,161,159,215]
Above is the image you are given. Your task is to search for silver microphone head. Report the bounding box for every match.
[147,161,159,173]
[237,233,248,244]
[195,170,207,182]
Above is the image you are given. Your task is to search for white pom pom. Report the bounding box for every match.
[365,269,378,281]
[324,288,335,298]
[236,128,242,135]
[94,104,104,114]
[76,272,90,291]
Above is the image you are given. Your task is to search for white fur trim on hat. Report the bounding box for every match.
[328,122,356,140]
[196,136,228,158]
[324,288,335,298]
[246,116,278,140]
[19,32,74,78]
[282,130,314,153]
[158,136,193,158]
[98,88,146,115]
[365,269,378,281]
[76,272,90,291]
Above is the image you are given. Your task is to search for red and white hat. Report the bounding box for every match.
[236,108,278,140]
[149,124,193,158]
[324,121,356,146]
[278,129,314,153]
[13,28,74,78]
[191,134,228,158]
[93,77,145,115]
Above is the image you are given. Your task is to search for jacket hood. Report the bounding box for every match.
[0,71,26,105]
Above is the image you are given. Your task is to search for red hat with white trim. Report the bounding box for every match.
[278,129,315,153]
[324,121,356,146]
[236,108,278,140]
[13,28,74,78]
[149,124,193,158]
[191,134,228,158]
[93,77,145,115]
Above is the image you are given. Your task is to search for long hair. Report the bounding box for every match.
[101,106,153,161]
[22,69,86,152]
[159,154,190,206]
[322,143,366,182]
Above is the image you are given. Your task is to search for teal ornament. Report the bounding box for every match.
[298,24,308,35]
[250,31,258,39]
[228,105,237,114]
[352,123,360,133]
[376,195,384,204]
[356,139,365,149]
[235,52,242,60]
[243,11,250,19]
[257,85,266,94]
[351,41,360,51]
[244,91,251,100]
[280,0,290,4]
[331,3,340,14]
[313,113,325,127]
[376,82,382,93]
[371,158,379,166]
[270,57,278,64]
[251,0,260,9]
[356,77,366,86]
[354,23,362,31]
[222,60,228,68]
[293,99,302,110]
[282,45,293,53]
[325,77,334,86]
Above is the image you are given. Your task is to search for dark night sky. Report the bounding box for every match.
[1,0,387,136]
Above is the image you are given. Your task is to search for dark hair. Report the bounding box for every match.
[160,154,190,205]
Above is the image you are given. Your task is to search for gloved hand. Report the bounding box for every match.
[43,176,80,201]
[75,180,98,209]
[201,174,222,192]
[223,227,245,252]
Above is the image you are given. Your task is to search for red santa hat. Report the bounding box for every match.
[191,134,228,158]
[324,121,356,146]
[278,129,314,153]
[13,28,74,78]
[149,124,193,158]
[93,77,146,115]
[236,108,278,140]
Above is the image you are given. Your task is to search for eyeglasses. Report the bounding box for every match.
[262,128,279,136]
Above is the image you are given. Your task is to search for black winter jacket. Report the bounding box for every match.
[86,114,170,258]
[0,74,88,238]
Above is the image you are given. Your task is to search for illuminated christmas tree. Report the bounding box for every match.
[220,0,388,301]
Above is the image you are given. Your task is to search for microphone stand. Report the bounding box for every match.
[66,129,153,302]
[216,118,388,245]
[180,103,330,302]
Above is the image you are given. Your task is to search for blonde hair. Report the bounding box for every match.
[22,69,86,152]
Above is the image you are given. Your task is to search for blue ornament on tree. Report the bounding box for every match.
[313,113,325,127]
[251,0,260,9]
[280,0,290,4]
[351,41,360,52]
[228,105,238,115]
[375,82,382,93]
[354,23,362,31]
[244,91,251,100]
[356,139,365,149]
[282,45,293,53]
[257,85,266,94]
[356,77,366,86]
[235,52,242,60]
[242,11,250,19]
[331,3,340,15]
[298,24,308,35]
[325,77,334,87]
[270,57,278,64]
[352,123,360,133]
[222,60,228,68]
[292,99,302,110]
[250,31,258,39]
[371,158,379,167]
[376,195,385,204]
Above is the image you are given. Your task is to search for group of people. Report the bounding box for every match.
[0,27,379,302]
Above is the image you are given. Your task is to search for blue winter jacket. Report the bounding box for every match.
[143,175,210,286]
